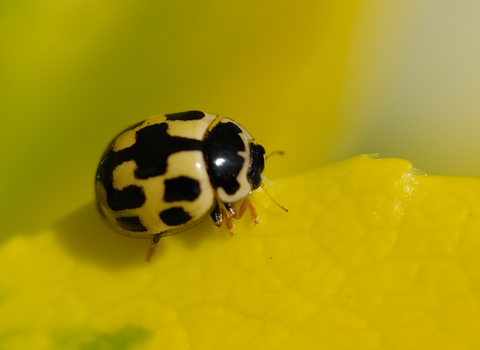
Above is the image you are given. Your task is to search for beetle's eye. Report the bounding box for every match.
[247,142,265,190]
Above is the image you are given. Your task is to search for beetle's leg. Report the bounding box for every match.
[225,199,258,225]
[146,234,161,262]
[222,207,235,236]
[211,201,223,228]
[211,201,235,236]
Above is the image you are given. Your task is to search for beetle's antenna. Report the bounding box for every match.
[266,151,285,160]
[261,183,288,212]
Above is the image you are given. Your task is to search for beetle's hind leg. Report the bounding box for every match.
[146,234,161,262]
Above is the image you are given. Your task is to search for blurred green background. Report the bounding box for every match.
[2,1,480,236]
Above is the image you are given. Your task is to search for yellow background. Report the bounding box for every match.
[2,1,480,349]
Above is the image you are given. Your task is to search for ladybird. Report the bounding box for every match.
[95,110,285,259]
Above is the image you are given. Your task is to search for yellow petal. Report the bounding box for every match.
[2,155,480,349]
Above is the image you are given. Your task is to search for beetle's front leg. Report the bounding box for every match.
[224,199,258,225]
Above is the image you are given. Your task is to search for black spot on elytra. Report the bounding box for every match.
[203,121,245,195]
[96,121,203,212]
[133,123,204,179]
[116,216,147,232]
[160,207,192,226]
[165,110,205,121]
[107,185,145,211]
[164,177,201,202]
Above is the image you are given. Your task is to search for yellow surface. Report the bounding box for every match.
[2,1,480,349]
[2,155,480,349]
